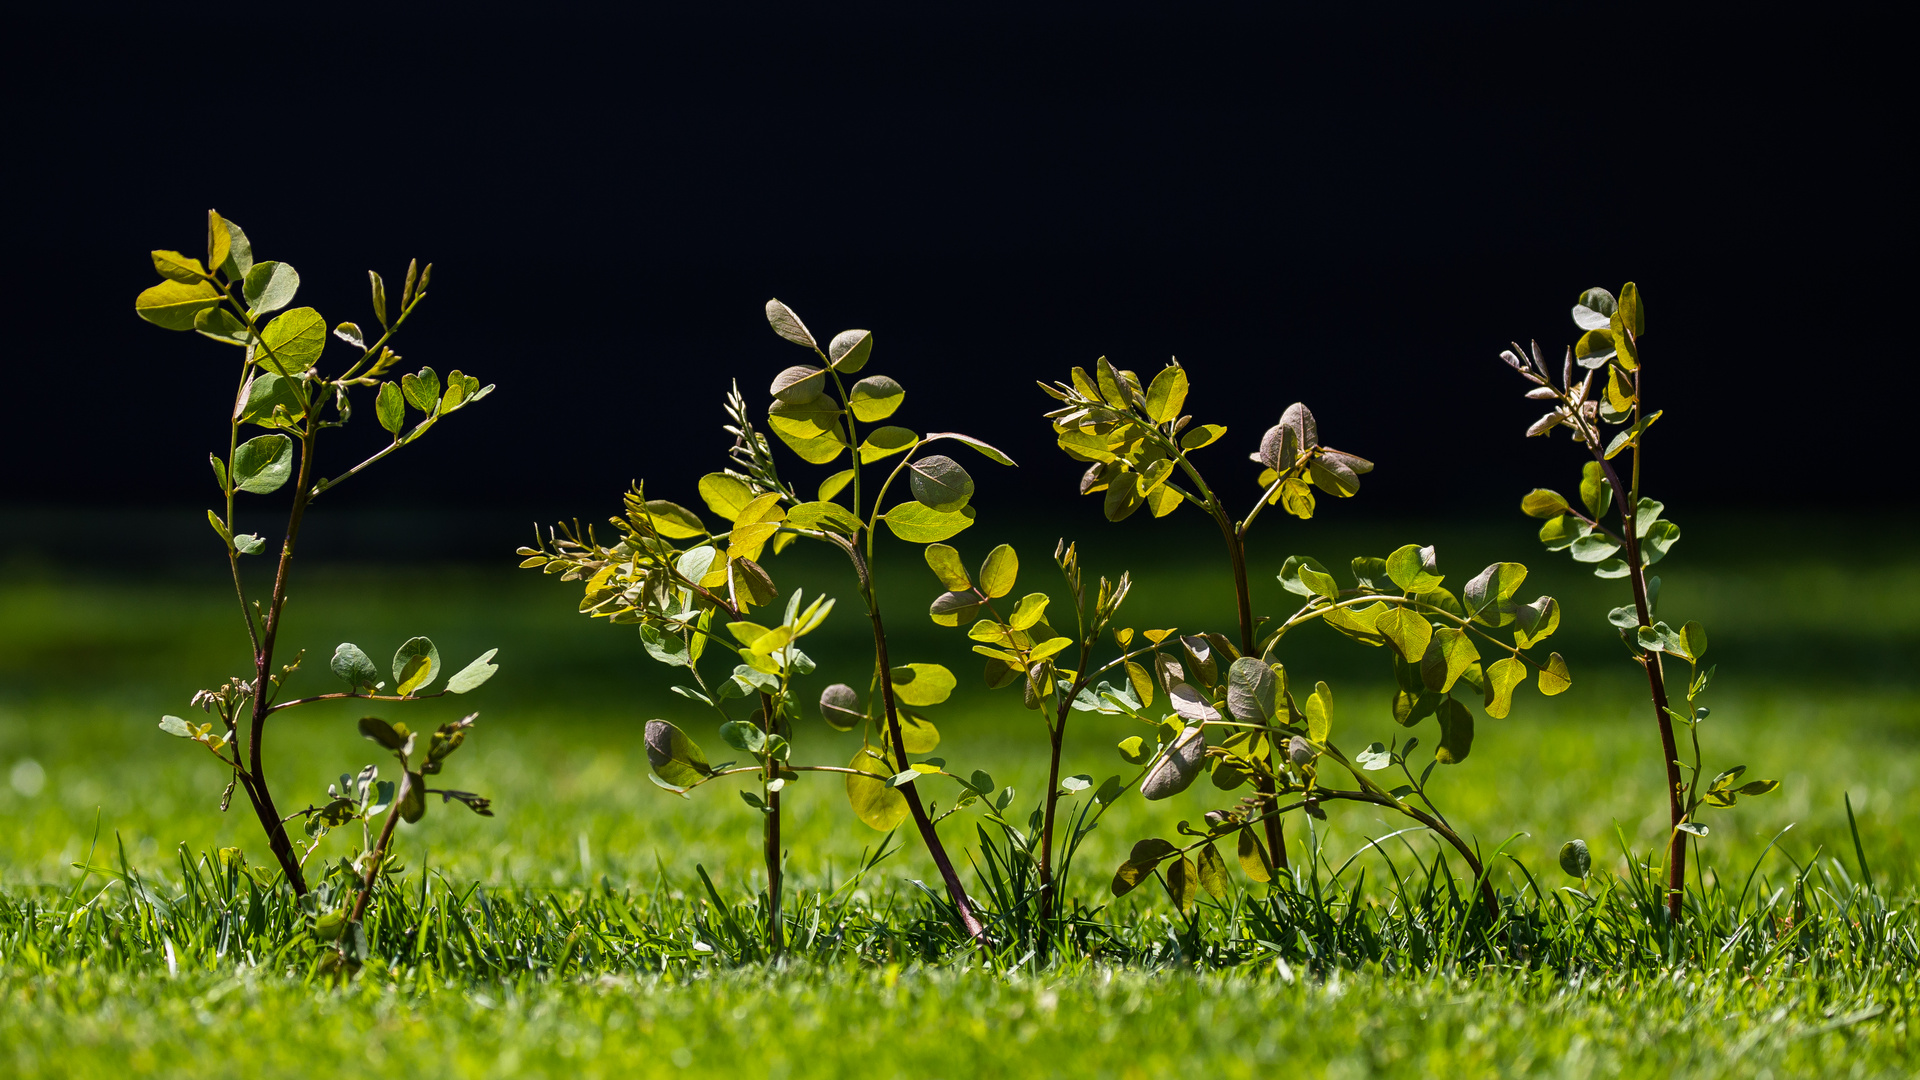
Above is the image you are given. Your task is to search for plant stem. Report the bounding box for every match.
[1591,363,1685,923]
[758,689,783,956]
[1037,708,1068,924]
[846,543,990,945]
[1199,491,1289,873]
[245,424,319,897]
[348,771,408,926]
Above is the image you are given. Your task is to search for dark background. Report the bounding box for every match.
[5,6,1907,558]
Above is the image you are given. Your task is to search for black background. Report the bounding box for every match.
[6,6,1908,554]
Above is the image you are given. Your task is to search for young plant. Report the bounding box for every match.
[137,211,500,904]
[522,300,1015,948]
[914,534,1141,934]
[1036,359,1573,921]
[299,713,493,972]
[1498,283,1776,920]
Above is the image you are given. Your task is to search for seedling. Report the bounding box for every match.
[138,211,499,924]
[524,300,1015,948]
[1499,283,1776,921]
[1036,359,1572,920]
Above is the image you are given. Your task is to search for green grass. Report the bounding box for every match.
[1,514,1917,1076]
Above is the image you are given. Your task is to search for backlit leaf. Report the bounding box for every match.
[849,375,905,422]
[243,261,300,315]
[698,473,755,521]
[1144,365,1189,424]
[846,745,908,830]
[890,663,957,707]
[979,544,1018,598]
[135,278,222,331]
[770,365,828,403]
[392,637,441,696]
[331,643,380,692]
[883,502,975,543]
[646,719,713,788]
[924,543,972,591]
[1435,698,1474,763]
[1538,652,1572,696]
[447,649,500,694]
[1483,656,1526,718]
[858,426,917,464]
[827,328,872,372]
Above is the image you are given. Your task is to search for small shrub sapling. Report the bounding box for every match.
[137,211,499,943]
[1498,283,1775,920]
[1036,359,1574,920]
[523,299,1015,948]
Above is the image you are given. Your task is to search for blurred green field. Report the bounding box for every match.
[2,511,1917,1077]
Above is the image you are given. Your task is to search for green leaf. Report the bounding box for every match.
[1180,423,1227,450]
[1225,656,1278,723]
[1604,410,1663,460]
[1538,514,1585,552]
[1282,553,1344,595]
[193,306,250,347]
[1008,592,1051,631]
[332,321,365,349]
[206,211,231,274]
[1521,489,1570,519]
[447,649,500,694]
[255,307,326,374]
[1141,727,1206,800]
[979,544,1018,599]
[1538,652,1572,696]
[1678,621,1709,663]
[1616,281,1644,338]
[1558,839,1592,878]
[331,643,380,692]
[134,278,223,331]
[818,469,855,502]
[785,500,864,535]
[643,500,707,540]
[243,261,300,315]
[1512,596,1561,649]
[1238,828,1273,883]
[770,365,828,403]
[401,367,442,413]
[858,426,917,464]
[1572,287,1616,331]
[392,637,441,696]
[1375,606,1434,664]
[1574,327,1616,369]
[1420,628,1480,693]
[1385,544,1444,592]
[1464,562,1528,626]
[373,381,405,435]
[764,299,817,350]
[924,543,972,592]
[695,473,754,521]
[1111,838,1177,897]
[159,715,193,738]
[1305,681,1333,743]
[848,375,905,422]
[1144,365,1189,424]
[907,454,974,512]
[1117,735,1152,765]
[239,374,307,430]
[921,432,1016,467]
[231,434,293,494]
[209,454,229,492]
[890,663,956,707]
[1483,656,1526,718]
[898,712,941,754]
[368,269,388,328]
[719,720,766,754]
[828,329,873,373]
[1579,461,1612,519]
[646,720,713,788]
[1435,697,1474,763]
[883,502,975,543]
[1641,519,1681,566]
[846,745,908,830]
[151,249,209,283]
[358,717,407,751]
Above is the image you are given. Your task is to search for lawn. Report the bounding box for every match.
[1,511,1916,1077]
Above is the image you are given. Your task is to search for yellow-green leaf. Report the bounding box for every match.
[979,544,1018,599]
[848,375,905,422]
[1483,656,1526,719]
[846,746,909,830]
[883,502,975,543]
[890,663,956,707]
[1144,365,1188,424]
[858,426,917,464]
[134,278,223,331]
[1306,681,1332,743]
[925,543,972,591]
[1538,652,1572,696]
[256,307,327,375]
[698,473,755,521]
